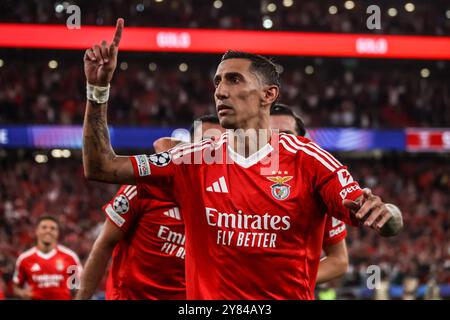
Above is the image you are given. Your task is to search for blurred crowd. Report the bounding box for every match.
[0,151,449,299]
[1,55,449,128]
[339,155,450,298]
[0,150,116,298]
[1,0,449,35]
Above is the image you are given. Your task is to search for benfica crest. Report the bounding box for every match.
[267,176,293,200]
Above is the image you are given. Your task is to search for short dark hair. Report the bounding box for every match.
[221,50,281,88]
[37,215,60,228]
[190,114,220,136]
[270,104,306,137]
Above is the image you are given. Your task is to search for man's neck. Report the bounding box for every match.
[229,123,272,158]
[37,243,56,254]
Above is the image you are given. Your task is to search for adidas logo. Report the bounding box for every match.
[31,263,41,272]
[206,176,229,193]
[332,217,341,227]
[163,207,181,220]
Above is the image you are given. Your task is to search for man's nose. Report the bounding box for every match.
[215,83,228,101]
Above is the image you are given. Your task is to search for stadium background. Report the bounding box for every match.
[0,0,449,299]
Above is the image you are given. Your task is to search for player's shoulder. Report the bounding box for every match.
[115,185,139,202]
[278,133,343,172]
[56,245,81,262]
[16,247,37,264]
[278,133,315,156]
[169,132,229,159]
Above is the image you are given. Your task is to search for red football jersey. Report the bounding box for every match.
[322,216,347,247]
[130,132,362,299]
[13,245,82,300]
[103,185,186,300]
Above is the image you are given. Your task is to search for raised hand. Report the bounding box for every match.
[84,18,124,87]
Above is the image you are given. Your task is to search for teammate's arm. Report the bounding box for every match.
[316,241,348,284]
[82,18,135,184]
[12,260,32,299]
[75,220,123,300]
[12,284,32,300]
[153,137,184,153]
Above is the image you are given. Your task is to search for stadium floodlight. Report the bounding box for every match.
[55,4,64,13]
[148,62,157,71]
[34,154,48,163]
[388,8,398,17]
[420,68,430,78]
[61,149,71,158]
[305,65,314,75]
[179,63,188,72]
[267,3,277,13]
[329,6,338,15]
[136,3,145,12]
[120,62,128,70]
[213,0,223,9]
[51,149,62,158]
[283,0,293,7]
[0,59,3,67]
[48,60,58,69]
[344,1,355,10]
[262,17,273,29]
[404,3,415,12]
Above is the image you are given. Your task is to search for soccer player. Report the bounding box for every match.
[270,104,348,284]
[13,216,82,300]
[76,115,224,300]
[82,19,403,299]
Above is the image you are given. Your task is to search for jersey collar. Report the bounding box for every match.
[36,247,57,260]
[226,131,274,169]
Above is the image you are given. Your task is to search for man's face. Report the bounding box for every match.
[193,122,225,142]
[214,58,264,129]
[36,220,59,246]
[270,115,298,135]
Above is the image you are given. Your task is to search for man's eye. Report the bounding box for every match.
[231,77,239,83]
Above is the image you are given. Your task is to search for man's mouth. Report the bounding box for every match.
[217,104,233,115]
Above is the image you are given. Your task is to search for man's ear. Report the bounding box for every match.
[261,85,279,107]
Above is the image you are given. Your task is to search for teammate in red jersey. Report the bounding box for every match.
[13,216,82,300]
[81,19,403,299]
[270,104,349,284]
[76,116,225,300]
[78,185,185,300]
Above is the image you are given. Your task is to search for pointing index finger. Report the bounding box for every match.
[111,18,124,47]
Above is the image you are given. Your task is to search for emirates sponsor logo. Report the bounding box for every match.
[157,225,186,259]
[32,274,64,288]
[205,207,291,249]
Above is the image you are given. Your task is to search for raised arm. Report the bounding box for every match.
[82,18,135,184]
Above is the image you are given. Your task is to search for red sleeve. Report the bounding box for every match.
[12,257,26,287]
[322,215,347,247]
[102,185,145,233]
[304,140,363,226]
[129,152,178,201]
